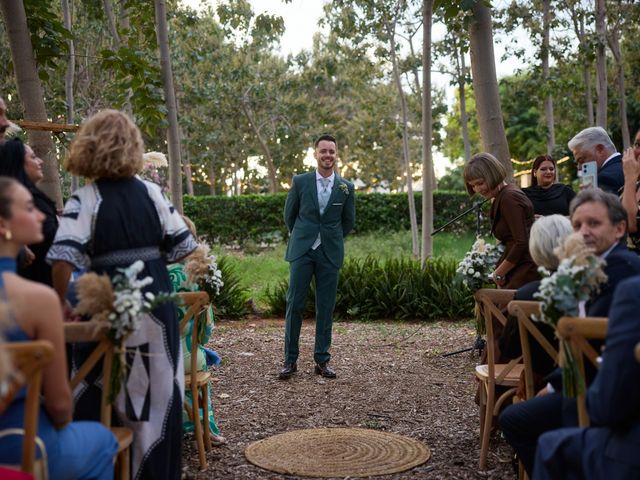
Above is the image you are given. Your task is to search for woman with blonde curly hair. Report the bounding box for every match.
[47,109,197,480]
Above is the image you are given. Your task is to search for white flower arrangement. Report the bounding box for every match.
[338,183,349,195]
[142,151,168,168]
[456,237,504,291]
[74,260,177,401]
[533,233,608,397]
[185,241,224,298]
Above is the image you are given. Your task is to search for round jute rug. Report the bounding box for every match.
[244,427,431,477]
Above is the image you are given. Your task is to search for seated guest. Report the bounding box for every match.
[499,188,640,477]
[523,155,575,217]
[568,126,624,194]
[533,274,640,479]
[0,177,117,479]
[167,216,226,446]
[0,138,58,285]
[500,215,573,380]
[620,127,640,251]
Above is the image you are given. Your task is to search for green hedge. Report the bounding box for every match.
[184,191,490,244]
[264,255,474,321]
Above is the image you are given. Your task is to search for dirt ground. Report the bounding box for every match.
[182,318,515,479]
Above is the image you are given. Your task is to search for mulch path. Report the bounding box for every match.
[182,318,515,479]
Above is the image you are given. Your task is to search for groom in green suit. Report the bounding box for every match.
[279,134,356,379]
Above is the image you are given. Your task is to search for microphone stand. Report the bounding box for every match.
[433,196,490,358]
[432,197,489,238]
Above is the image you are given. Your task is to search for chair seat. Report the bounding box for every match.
[112,427,133,451]
[475,363,524,386]
[185,370,211,388]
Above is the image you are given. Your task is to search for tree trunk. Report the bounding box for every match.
[468,1,512,177]
[62,0,79,192]
[595,0,607,128]
[456,45,471,163]
[608,25,630,148]
[240,98,278,193]
[0,0,63,207]
[542,0,556,155]
[571,11,594,126]
[421,0,434,265]
[408,34,437,192]
[103,0,121,48]
[180,125,194,195]
[208,160,216,196]
[154,0,184,213]
[389,20,419,258]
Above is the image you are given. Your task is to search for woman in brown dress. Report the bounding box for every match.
[463,152,539,289]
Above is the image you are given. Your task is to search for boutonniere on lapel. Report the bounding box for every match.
[338,183,349,195]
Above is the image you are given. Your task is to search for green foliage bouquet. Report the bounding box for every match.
[534,234,608,397]
[456,237,504,291]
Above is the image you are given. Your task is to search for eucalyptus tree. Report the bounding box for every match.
[0,0,66,206]
[216,0,288,193]
[466,0,511,175]
[595,0,607,127]
[606,1,639,149]
[325,0,423,257]
[421,0,434,263]
[497,0,558,155]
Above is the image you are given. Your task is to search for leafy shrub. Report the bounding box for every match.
[212,256,251,319]
[265,256,474,321]
[184,191,490,245]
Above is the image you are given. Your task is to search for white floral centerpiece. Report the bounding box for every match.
[456,237,504,292]
[74,260,176,401]
[533,233,608,397]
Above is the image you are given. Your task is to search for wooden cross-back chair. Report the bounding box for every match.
[64,322,133,480]
[177,291,212,470]
[0,340,53,477]
[507,300,559,400]
[555,316,608,427]
[474,288,523,470]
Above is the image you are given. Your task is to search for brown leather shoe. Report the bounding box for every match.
[278,362,297,380]
[314,362,336,378]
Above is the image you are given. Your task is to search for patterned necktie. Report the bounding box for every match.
[319,177,331,214]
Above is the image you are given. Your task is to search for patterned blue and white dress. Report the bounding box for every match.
[47,176,197,480]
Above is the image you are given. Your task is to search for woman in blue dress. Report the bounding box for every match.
[0,176,117,479]
[47,110,197,480]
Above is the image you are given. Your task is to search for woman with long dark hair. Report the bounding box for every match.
[522,155,575,217]
[0,138,58,285]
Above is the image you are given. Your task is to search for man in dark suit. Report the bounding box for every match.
[533,274,640,479]
[499,189,640,476]
[278,134,356,380]
[569,126,623,194]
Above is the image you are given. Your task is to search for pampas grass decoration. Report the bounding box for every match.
[74,272,115,323]
[184,243,210,285]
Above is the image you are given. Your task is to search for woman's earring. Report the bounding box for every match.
[4,230,12,241]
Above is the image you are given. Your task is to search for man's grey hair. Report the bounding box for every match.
[567,126,616,154]
[529,215,573,270]
[569,188,627,226]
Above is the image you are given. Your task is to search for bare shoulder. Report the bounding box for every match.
[4,273,59,314]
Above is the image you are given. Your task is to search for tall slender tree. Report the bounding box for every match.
[594,0,607,127]
[154,0,184,212]
[468,0,511,175]
[421,0,434,263]
[0,0,63,206]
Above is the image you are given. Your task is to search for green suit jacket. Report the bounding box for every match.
[284,171,356,269]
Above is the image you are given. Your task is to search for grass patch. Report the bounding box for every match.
[215,230,477,311]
